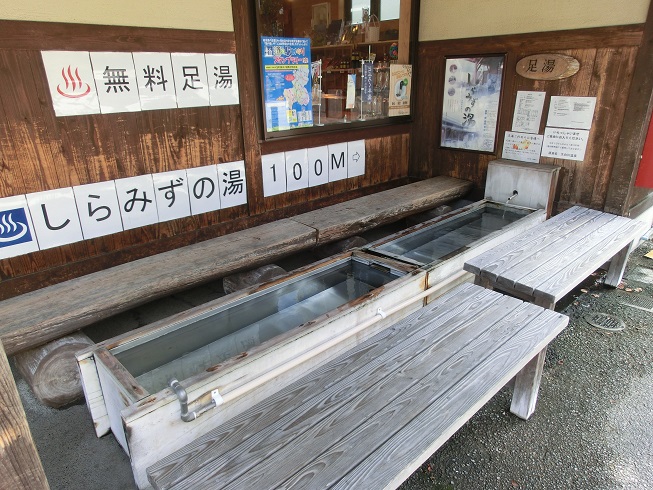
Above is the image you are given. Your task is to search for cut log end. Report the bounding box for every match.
[14,332,94,408]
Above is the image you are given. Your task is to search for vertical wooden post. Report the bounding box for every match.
[604,0,653,215]
[0,340,49,490]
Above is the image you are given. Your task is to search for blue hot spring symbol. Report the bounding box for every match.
[0,208,34,249]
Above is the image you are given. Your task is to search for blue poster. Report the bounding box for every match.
[261,37,313,132]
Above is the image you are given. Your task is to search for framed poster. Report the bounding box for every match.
[261,37,313,132]
[311,3,330,29]
[440,55,505,152]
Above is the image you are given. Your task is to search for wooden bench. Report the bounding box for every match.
[0,176,471,356]
[146,283,568,490]
[464,206,650,309]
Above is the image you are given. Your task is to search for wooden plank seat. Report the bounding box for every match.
[464,206,650,309]
[291,176,472,244]
[0,176,471,356]
[147,283,568,490]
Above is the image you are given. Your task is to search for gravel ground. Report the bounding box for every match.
[13,234,653,490]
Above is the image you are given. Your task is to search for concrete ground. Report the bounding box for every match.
[12,228,653,490]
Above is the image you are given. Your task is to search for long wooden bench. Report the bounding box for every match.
[0,176,471,356]
[464,206,650,309]
[147,283,568,490]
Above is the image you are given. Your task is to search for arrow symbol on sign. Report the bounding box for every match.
[352,152,361,162]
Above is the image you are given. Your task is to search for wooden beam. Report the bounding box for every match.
[0,341,49,490]
[605,4,653,215]
[0,20,235,52]
[232,1,266,216]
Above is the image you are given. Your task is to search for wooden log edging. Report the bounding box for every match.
[0,340,49,489]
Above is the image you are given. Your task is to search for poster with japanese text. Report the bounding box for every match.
[441,56,504,152]
[261,37,313,132]
[389,64,412,117]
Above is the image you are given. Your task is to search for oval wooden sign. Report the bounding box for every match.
[516,54,580,80]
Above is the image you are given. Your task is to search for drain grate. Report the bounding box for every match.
[618,294,653,313]
[584,312,626,331]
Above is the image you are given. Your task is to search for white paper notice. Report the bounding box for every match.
[327,143,348,182]
[90,52,141,114]
[547,96,596,130]
[285,149,309,192]
[205,53,239,106]
[41,51,100,116]
[217,160,248,208]
[307,146,329,187]
[261,153,287,197]
[152,170,191,223]
[347,139,365,177]
[132,52,177,111]
[73,181,124,239]
[187,165,221,215]
[27,188,84,250]
[511,91,545,134]
[171,53,210,108]
[542,127,590,161]
[115,175,159,230]
[502,131,544,163]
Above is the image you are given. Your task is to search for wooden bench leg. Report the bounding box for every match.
[510,348,546,420]
[604,240,636,287]
[473,275,493,290]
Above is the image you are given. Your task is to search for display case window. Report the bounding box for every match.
[256,0,413,139]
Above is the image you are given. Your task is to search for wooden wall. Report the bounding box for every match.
[0,18,411,298]
[411,25,644,212]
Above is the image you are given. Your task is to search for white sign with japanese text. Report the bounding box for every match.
[171,53,210,108]
[73,181,124,239]
[187,166,221,215]
[328,143,348,182]
[132,52,177,111]
[217,160,247,208]
[90,52,141,114]
[27,188,84,250]
[262,153,287,197]
[502,131,544,163]
[541,127,590,161]
[41,51,101,117]
[115,175,159,230]
[205,53,240,106]
[307,146,329,187]
[153,170,191,223]
[512,91,545,134]
[547,96,596,130]
[347,140,365,177]
[285,149,309,192]
[0,195,40,259]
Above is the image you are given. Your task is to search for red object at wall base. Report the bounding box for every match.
[635,113,653,189]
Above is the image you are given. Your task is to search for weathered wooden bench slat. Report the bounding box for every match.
[493,210,618,289]
[226,301,545,490]
[500,212,630,294]
[147,284,498,489]
[147,284,568,490]
[533,218,647,303]
[292,176,472,244]
[464,206,649,309]
[463,206,592,279]
[0,219,316,355]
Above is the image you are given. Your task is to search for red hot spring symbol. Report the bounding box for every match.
[57,66,92,98]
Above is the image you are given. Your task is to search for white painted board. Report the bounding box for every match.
[73,181,124,239]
